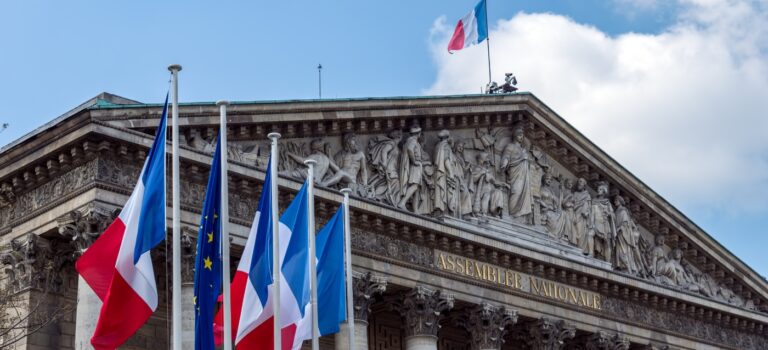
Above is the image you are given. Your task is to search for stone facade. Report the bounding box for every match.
[0,92,766,349]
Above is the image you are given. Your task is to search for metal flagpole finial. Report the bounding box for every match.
[268,132,282,142]
[304,159,317,167]
[340,188,352,196]
[167,64,183,72]
[216,100,230,107]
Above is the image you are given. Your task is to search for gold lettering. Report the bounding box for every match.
[474,261,484,280]
[486,266,494,283]
[438,253,448,270]
[456,257,465,274]
[530,276,542,295]
[514,273,522,290]
[557,286,567,301]
[505,271,514,287]
[446,254,456,271]
[567,288,578,304]
[593,295,602,310]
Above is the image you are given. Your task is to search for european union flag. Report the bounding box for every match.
[193,137,223,350]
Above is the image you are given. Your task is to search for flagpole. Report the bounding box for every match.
[268,132,282,350]
[484,0,492,85]
[217,100,233,350]
[340,188,355,350]
[168,64,182,350]
[304,160,320,350]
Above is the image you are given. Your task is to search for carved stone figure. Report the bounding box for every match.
[281,138,335,183]
[571,178,592,254]
[452,140,473,217]
[433,130,460,217]
[187,128,212,152]
[560,178,577,245]
[398,126,425,213]
[368,129,403,206]
[326,133,370,194]
[656,248,695,289]
[613,196,644,276]
[500,127,533,220]
[648,234,667,277]
[416,133,435,215]
[470,152,507,218]
[589,182,615,261]
[539,173,568,240]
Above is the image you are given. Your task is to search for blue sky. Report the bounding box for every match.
[1,1,766,278]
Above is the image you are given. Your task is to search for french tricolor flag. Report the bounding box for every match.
[447,0,488,53]
[76,95,169,349]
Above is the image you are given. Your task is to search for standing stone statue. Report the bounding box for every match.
[416,133,435,215]
[433,130,459,217]
[560,178,577,245]
[453,140,473,217]
[648,234,667,277]
[613,196,644,276]
[398,126,424,213]
[326,132,370,192]
[590,182,616,262]
[368,129,403,206]
[500,127,533,220]
[539,173,567,240]
[571,178,592,254]
[470,152,507,218]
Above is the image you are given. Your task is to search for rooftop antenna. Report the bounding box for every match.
[317,63,323,99]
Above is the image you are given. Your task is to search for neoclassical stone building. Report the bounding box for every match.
[0,92,766,350]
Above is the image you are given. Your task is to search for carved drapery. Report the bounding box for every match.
[455,302,517,350]
[353,271,387,322]
[394,285,454,338]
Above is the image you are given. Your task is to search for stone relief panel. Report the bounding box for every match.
[260,124,747,310]
[602,296,762,350]
[0,160,98,229]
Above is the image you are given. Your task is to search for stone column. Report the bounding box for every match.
[58,207,113,350]
[395,286,454,350]
[525,317,576,350]
[180,228,197,350]
[456,302,517,350]
[335,271,388,350]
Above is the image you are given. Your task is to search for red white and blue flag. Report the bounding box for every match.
[75,95,169,350]
[447,0,489,53]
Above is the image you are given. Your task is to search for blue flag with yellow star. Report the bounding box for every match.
[193,136,223,350]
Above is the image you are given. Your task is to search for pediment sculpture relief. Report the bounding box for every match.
[182,123,750,310]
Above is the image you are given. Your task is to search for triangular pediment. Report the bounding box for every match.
[2,93,766,319]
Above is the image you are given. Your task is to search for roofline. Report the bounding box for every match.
[0,92,139,154]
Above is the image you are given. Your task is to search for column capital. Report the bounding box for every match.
[181,227,197,284]
[638,344,670,350]
[456,302,517,350]
[57,205,117,258]
[525,317,576,350]
[0,233,60,293]
[352,270,387,321]
[583,330,630,350]
[395,285,454,338]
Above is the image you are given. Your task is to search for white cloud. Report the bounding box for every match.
[425,0,768,215]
